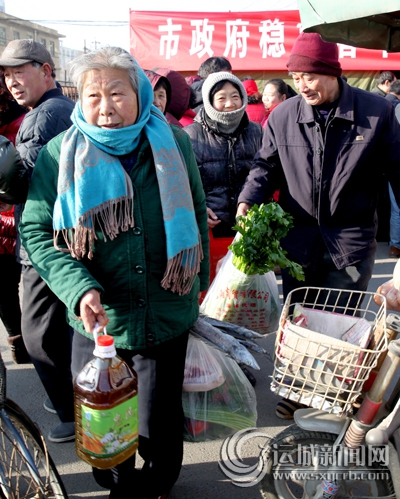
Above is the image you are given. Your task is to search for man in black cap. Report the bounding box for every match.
[0,39,75,442]
[236,32,400,419]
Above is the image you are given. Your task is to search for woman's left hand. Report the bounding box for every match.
[79,289,109,333]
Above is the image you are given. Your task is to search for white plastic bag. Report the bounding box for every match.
[182,336,257,442]
[200,250,281,334]
[183,334,225,392]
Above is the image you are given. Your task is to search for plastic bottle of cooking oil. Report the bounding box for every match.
[74,328,138,469]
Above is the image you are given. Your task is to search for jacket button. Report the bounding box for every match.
[135,265,144,274]
[147,333,155,342]
[315,125,320,132]
[316,148,322,155]
[133,227,142,236]
[137,298,146,307]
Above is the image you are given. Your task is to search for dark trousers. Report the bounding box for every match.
[71,330,189,499]
[21,264,74,423]
[281,249,375,309]
[0,255,22,337]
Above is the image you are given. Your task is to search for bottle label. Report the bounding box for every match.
[81,396,138,458]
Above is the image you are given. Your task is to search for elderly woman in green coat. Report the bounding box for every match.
[19,46,209,499]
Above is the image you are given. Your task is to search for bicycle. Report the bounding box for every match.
[0,349,68,498]
[259,286,400,499]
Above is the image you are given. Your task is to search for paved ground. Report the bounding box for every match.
[0,241,397,499]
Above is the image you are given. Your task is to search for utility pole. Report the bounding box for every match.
[91,39,101,50]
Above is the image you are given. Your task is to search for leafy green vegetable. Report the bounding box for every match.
[230,202,305,281]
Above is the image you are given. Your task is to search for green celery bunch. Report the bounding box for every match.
[230,202,305,280]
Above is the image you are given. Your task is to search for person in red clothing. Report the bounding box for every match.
[145,68,194,128]
[241,77,265,124]
[144,70,171,115]
[0,79,28,364]
[261,78,290,129]
[0,77,25,143]
[0,199,29,363]
[151,68,191,128]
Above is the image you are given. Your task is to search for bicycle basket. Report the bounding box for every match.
[270,287,388,416]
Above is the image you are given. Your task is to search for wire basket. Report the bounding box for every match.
[270,287,388,416]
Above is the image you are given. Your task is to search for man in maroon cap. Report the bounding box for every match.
[236,32,400,418]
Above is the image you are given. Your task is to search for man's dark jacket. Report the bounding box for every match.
[238,80,400,270]
[385,93,400,107]
[12,88,74,264]
[371,85,387,97]
[190,79,204,114]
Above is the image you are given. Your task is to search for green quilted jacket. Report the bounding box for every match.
[19,126,209,350]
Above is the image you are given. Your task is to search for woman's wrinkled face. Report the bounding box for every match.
[212,82,242,112]
[81,68,138,128]
[262,83,285,110]
[153,86,168,114]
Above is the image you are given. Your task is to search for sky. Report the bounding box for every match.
[5,0,298,52]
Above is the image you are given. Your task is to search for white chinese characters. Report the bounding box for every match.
[189,19,215,58]
[223,19,250,58]
[159,19,182,60]
[157,17,288,60]
[259,19,286,58]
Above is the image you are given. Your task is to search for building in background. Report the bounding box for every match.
[59,42,82,98]
[0,3,82,99]
[0,11,63,71]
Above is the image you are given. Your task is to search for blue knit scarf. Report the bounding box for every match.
[53,66,202,295]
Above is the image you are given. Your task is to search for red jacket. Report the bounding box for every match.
[0,114,24,145]
[0,207,16,255]
[246,102,266,124]
[179,108,196,127]
[261,103,281,129]
[0,100,26,145]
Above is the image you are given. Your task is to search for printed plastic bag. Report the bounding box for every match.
[182,335,257,442]
[200,250,281,334]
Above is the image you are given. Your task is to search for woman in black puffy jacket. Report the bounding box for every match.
[184,72,263,282]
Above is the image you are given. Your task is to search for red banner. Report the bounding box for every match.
[129,10,400,72]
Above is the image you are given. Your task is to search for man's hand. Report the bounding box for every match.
[79,289,109,333]
[207,207,221,229]
[375,279,400,311]
[236,202,252,219]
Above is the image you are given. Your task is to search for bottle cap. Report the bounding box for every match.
[97,335,114,347]
[93,325,116,358]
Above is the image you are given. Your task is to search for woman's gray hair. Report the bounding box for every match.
[69,46,139,98]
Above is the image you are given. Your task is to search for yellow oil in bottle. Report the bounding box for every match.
[74,334,138,469]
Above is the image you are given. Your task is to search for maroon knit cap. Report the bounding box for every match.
[287,32,342,77]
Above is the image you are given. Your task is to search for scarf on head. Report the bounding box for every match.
[53,65,203,295]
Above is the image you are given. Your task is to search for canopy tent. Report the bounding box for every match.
[299,0,400,51]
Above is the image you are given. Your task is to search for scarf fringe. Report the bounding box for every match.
[160,236,204,296]
[54,196,135,260]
